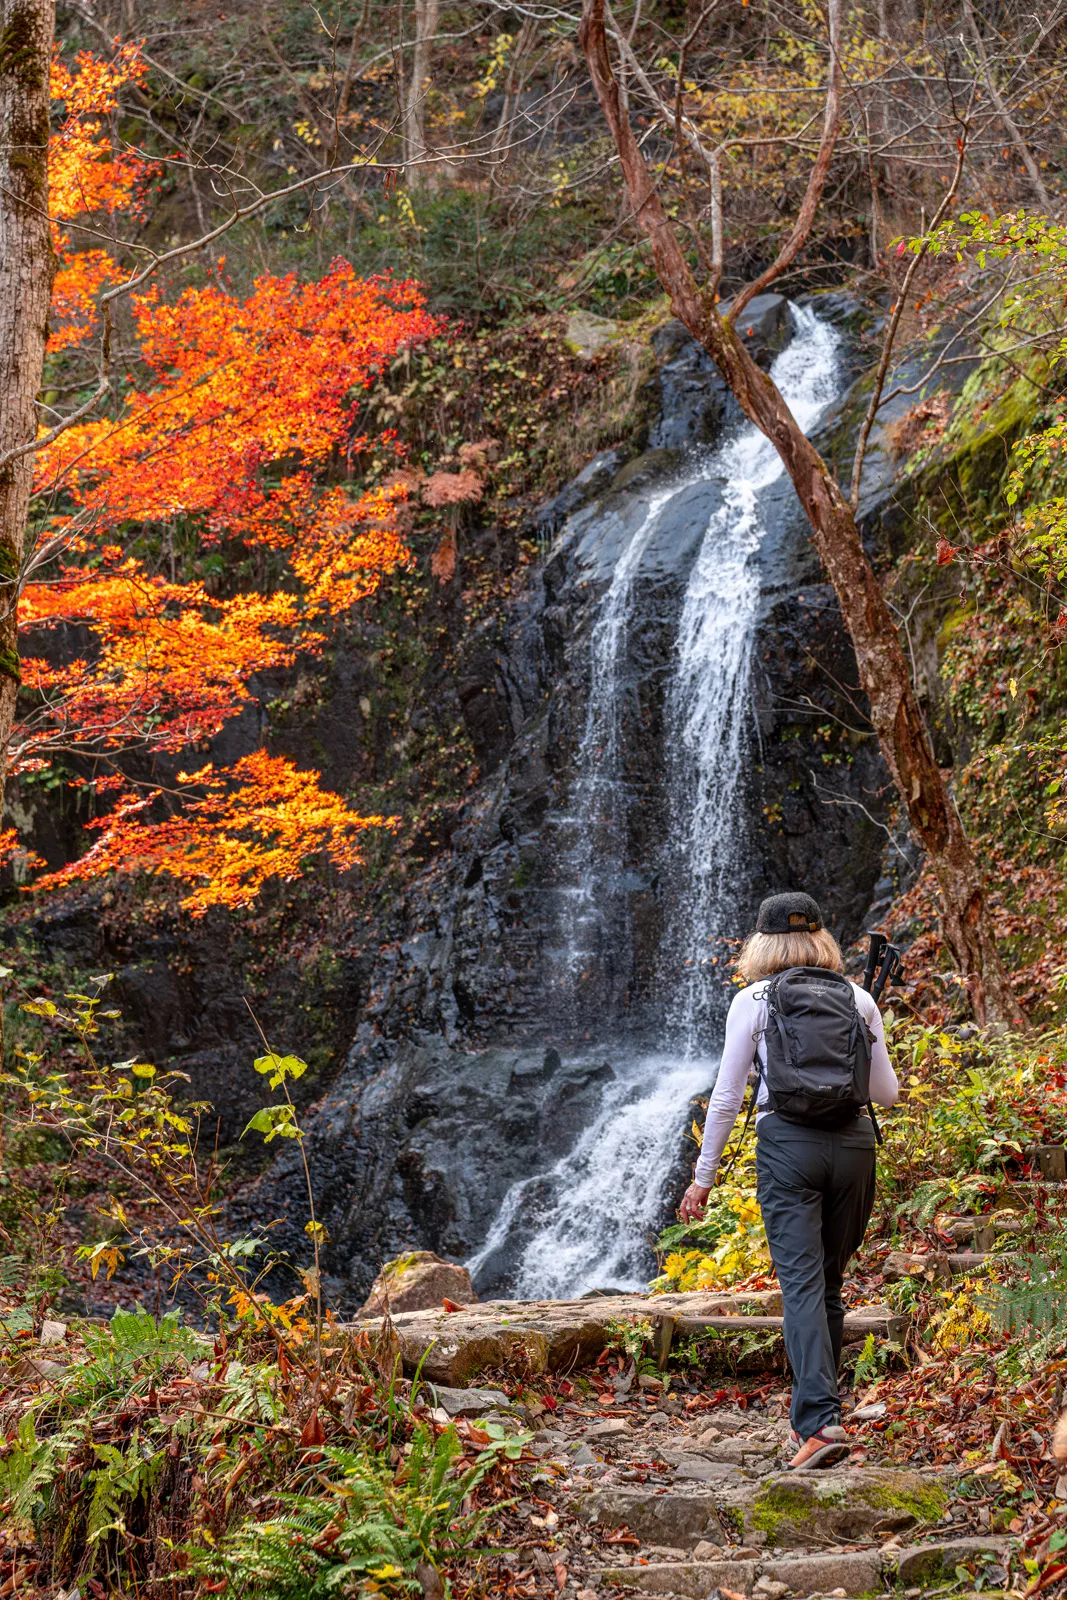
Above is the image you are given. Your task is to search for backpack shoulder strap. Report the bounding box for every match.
[717,987,769,1186]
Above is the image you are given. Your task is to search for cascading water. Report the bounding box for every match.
[548,487,676,1020]
[665,307,843,1052]
[469,306,842,1298]
[466,1048,714,1298]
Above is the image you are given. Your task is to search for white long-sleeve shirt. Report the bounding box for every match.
[693,979,900,1187]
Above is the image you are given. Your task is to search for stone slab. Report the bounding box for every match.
[893,1535,1006,1583]
[347,1289,783,1383]
[722,1466,950,1548]
[761,1549,883,1593]
[572,1483,740,1547]
[595,1560,758,1596]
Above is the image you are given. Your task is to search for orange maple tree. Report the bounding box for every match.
[6,45,440,912]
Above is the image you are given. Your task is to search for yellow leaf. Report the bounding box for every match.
[1009,677,1018,698]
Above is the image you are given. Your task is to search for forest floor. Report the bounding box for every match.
[2,1002,1066,1598]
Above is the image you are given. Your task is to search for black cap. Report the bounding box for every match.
[755,892,823,934]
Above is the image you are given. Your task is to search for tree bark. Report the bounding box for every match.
[403,0,439,188]
[0,0,55,804]
[579,0,1025,1029]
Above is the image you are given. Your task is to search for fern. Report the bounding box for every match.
[894,1174,997,1227]
[84,1432,168,1546]
[83,1307,202,1371]
[194,1422,508,1598]
[0,1416,59,1535]
[982,1243,1067,1340]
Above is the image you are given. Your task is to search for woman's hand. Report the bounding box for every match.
[678,1182,711,1223]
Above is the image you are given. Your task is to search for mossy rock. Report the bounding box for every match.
[740,1468,949,1548]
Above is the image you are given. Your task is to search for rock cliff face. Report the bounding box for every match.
[233,295,899,1309]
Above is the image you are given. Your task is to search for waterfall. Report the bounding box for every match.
[469,305,842,1299]
[548,487,676,1021]
[665,306,842,1051]
[465,1047,716,1298]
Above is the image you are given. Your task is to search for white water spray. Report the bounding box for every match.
[466,1049,715,1297]
[549,486,676,1008]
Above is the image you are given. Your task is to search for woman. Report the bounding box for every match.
[678,891,899,1470]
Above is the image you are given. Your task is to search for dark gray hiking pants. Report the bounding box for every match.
[755,1112,877,1440]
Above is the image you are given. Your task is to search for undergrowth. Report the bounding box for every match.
[0,977,525,1597]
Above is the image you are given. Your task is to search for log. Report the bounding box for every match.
[653,1308,909,1365]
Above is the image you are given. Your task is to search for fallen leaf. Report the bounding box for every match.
[300,1409,326,1449]
[441,1298,464,1312]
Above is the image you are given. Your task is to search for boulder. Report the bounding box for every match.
[565,310,619,358]
[422,1384,513,1417]
[357,1251,477,1318]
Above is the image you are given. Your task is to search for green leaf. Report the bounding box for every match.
[253,1052,308,1083]
[242,1105,302,1142]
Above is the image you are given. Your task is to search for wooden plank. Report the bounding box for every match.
[1026,1145,1067,1181]
[654,1314,676,1370]
[948,1252,1020,1275]
[657,1311,908,1343]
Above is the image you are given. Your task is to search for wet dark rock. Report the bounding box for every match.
[233,304,903,1299]
[230,1043,619,1309]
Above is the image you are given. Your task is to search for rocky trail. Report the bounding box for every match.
[350,1155,1067,1599]
[401,1320,1004,1600]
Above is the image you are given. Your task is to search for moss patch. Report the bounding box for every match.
[746,1471,948,1545]
[863,1477,949,1523]
[749,1479,845,1541]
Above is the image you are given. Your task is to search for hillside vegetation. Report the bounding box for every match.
[2,0,1067,1594]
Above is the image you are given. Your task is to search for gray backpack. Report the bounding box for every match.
[757,966,875,1131]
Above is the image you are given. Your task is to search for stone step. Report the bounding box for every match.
[349,1288,783,1383]
[594,1534,1006,1597]
[949,1250,1020,1274]
[938,1213,1026,1248]
[652,1307,908,1368]
[571,1464,952,1550]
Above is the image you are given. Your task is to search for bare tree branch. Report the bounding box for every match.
[849,122,970,512]
[728,0,842,323]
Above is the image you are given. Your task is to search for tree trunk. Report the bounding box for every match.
[0,0,55,804]
[403,0,439,188]
[579,0,1025,1029]
[0,0,56,1068]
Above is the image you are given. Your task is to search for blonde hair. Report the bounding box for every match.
[737,927,844,984]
